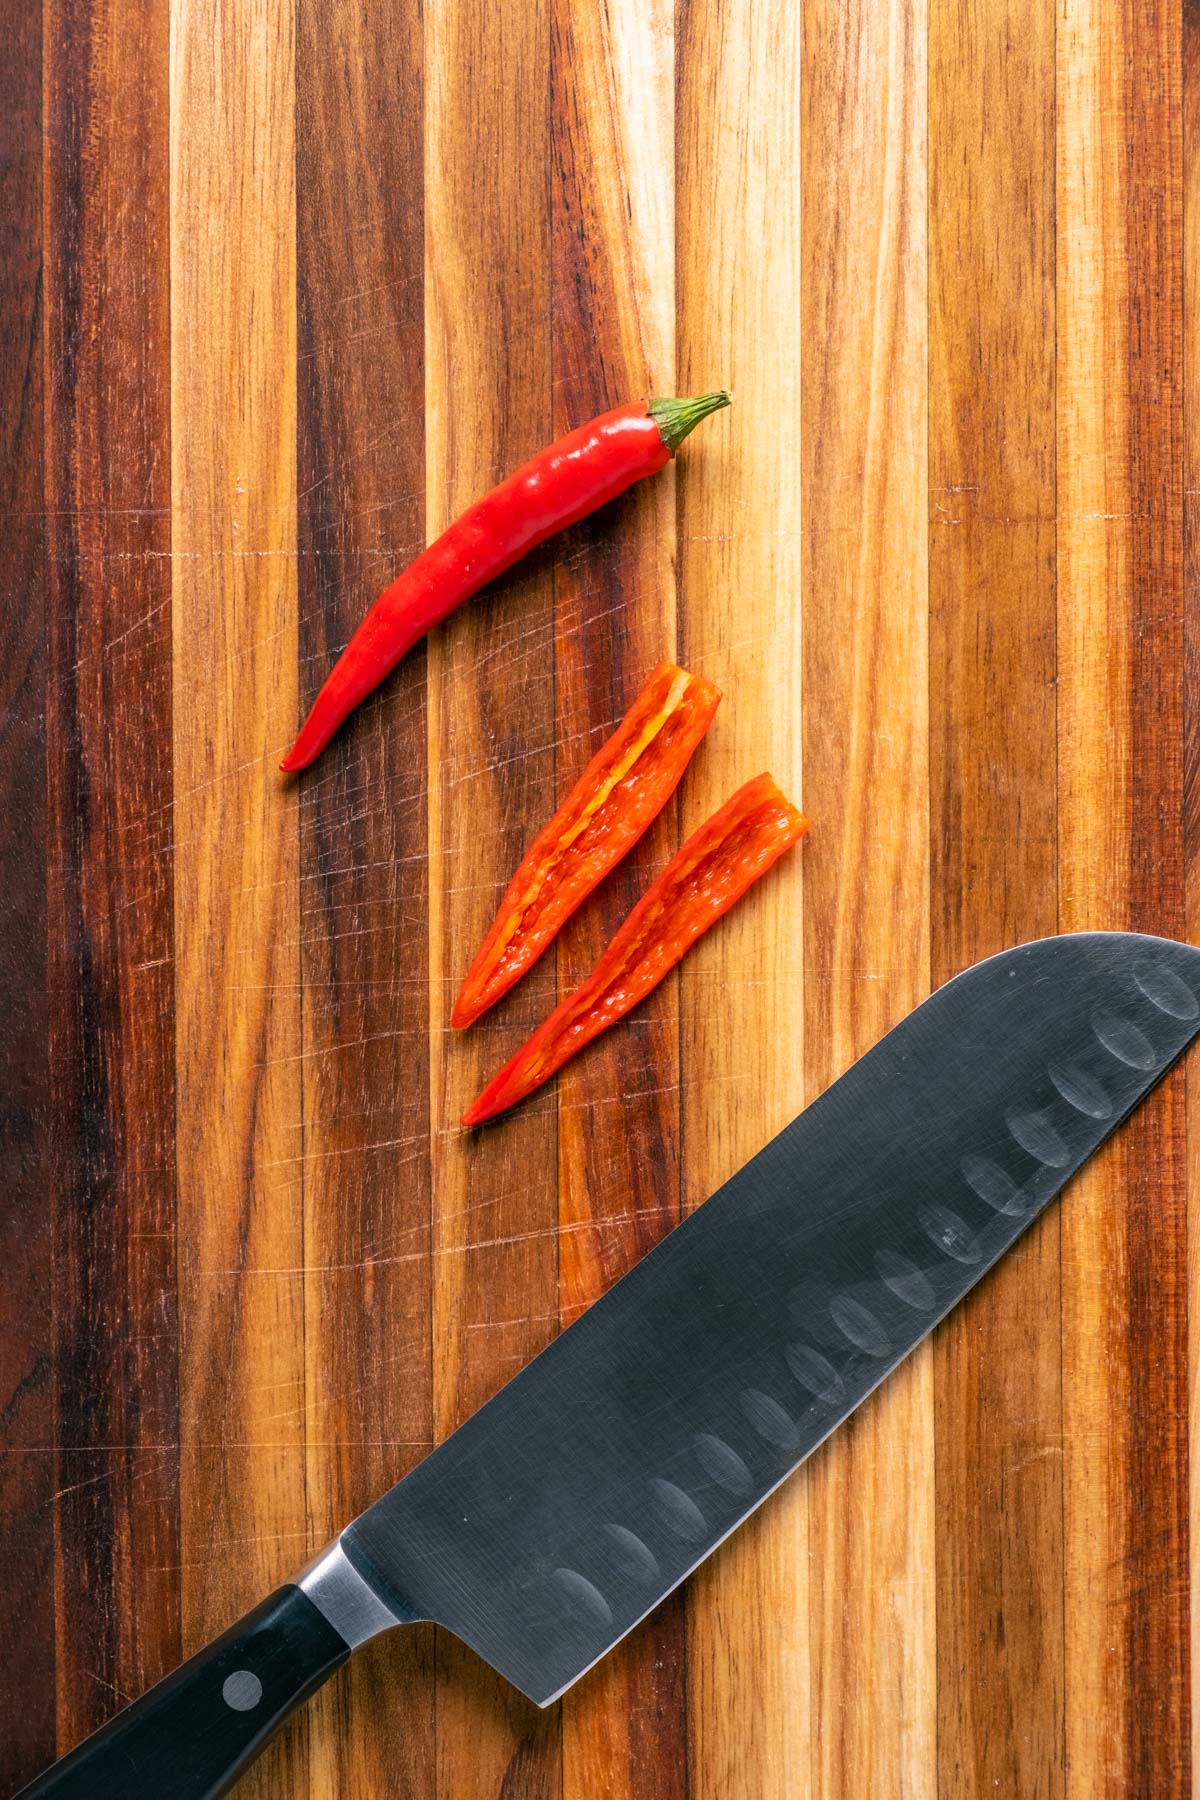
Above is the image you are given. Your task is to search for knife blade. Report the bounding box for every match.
[20,930,1200,1800]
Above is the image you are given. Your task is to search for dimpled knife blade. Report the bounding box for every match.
[21,933,1200,1800]
[337,930,1200,1702]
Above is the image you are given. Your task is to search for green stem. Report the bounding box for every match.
[647,390,732,455]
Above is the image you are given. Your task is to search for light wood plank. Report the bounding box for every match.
[1056,1,1188,1793]
[800,0,932,1795]
[1186,8,1200,1784]
[676,1,806,1793]
[549,0,686,1793]
[170,0,305,1792]
[424,0,560,1792]
[927,0,1063,1792]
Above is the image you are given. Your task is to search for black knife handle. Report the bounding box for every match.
[13,1585,352,1800]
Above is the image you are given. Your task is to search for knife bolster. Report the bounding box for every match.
[297,1535,411,1647]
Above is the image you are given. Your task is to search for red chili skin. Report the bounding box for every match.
[281,395,728,771]
[463,773,809,1126]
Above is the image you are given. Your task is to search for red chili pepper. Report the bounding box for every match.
[452,660,722,1029]
[280,393,731,771]
[463,773,809,1125]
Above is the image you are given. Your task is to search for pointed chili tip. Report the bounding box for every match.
[647,390,732,455]
[463,1070,521,1124]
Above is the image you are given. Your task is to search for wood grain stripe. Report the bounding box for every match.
[295,0,433,1792]
[0,0,52,1782]
[1057,0,1189,1791]
[424,0,560,1791]
[801,0,932,1794]
[928,0,1063,1791]
[1186,4,1200,1780]
[44,0,179,1758]
[169,0,304,1793]
[676,0,805,1791]
[550,1,685,1793]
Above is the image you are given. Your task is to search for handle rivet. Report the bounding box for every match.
[222,1669,263,1712]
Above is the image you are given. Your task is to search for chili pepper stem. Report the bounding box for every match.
[648,391,731,454]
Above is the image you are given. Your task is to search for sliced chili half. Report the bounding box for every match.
[463,772,809,1124]
[451,660,722,1028]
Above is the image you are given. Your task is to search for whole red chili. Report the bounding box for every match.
[452,660,722,1028]
[463,773,809,1125]
[281,393,731,771]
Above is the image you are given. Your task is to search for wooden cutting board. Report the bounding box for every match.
[1,0,1191,1794]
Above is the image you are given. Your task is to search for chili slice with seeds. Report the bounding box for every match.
[463,773,809,1125]
[452,660,722,1028]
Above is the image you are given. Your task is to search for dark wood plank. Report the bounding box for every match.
[1118,7,1190,1774]
[423,0,560,1792]
[1056,1,1189,1791]
[549,1,686,1794]
[294,0,434,1791]
[0,0,53,1784]
[927,0,1064,1793]
[43,0,179,1759]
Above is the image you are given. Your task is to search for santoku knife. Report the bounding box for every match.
[18,930,1200,1799]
